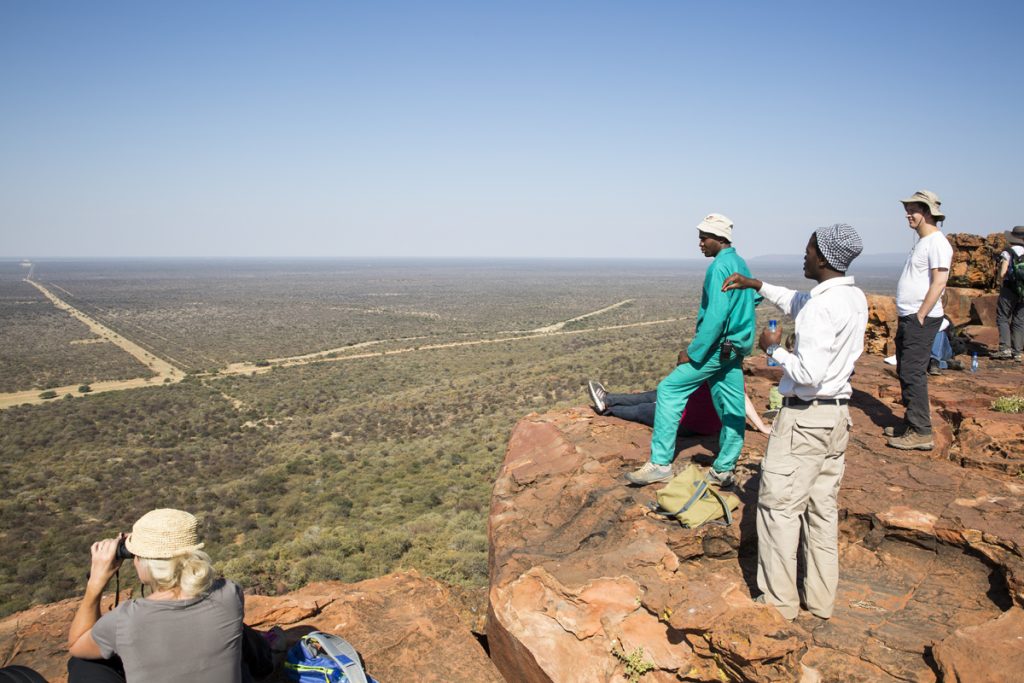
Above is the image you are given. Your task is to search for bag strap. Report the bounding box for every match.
[649,479,709,518]
[703,484,734,526]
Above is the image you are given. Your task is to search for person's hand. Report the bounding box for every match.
[722,273,763,292]
[677,350,690,366]
[87,536,124,590]
[916,311,926,326]
[759,324,782,353]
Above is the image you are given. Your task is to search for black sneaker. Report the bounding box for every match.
[587,380,608,414]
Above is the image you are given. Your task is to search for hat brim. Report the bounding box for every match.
[900,198,945,222]
[1006,230,1024,247]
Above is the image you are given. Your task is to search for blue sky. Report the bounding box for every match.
[2,1,1021,259]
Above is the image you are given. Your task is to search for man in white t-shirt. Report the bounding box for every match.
[887,190,953,451]
[991,226,1024,360]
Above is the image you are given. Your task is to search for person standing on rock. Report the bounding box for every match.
[721,223,867,622]
[625,213,757,487]
[991,226,1024,361]
[887,190,953,451]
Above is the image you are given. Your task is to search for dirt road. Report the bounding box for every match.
[1,281,676,408]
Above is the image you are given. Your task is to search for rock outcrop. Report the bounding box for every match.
[0,571,500,683]
[488,356,1024,682]
[947,232,1005,290]
[865,294,898,356]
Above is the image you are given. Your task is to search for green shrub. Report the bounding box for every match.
[78,384,92,393]
[992,395,1024,414]
[38,390,57,399]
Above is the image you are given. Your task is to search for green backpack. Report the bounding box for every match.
[1007,249,1024,298]
[650,464,740,528]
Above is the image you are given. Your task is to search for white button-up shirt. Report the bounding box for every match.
[759,277,868,400]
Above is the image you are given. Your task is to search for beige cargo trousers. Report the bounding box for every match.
[756,402,850,620]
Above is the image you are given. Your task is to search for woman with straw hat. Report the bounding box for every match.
[67,509,267,683]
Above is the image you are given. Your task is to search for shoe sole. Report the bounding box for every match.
[886,440,934,451]
[625,473,673,486]
[587,382,606,414]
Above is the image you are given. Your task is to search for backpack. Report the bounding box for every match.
[1007,249,1024,298]
[648,464,740,528]
[284,631,378,683]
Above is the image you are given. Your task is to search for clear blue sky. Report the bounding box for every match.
[2,1,1021,259]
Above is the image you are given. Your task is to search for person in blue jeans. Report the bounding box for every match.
[626,213,758,487]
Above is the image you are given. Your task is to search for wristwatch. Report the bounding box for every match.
[765,343,780,357]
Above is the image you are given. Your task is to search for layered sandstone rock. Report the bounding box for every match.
[0,571,500,683]
[865,294,898,356]
[948,233,1000,289]
[488,356,1024,682]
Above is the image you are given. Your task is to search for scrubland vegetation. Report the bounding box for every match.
[0,267,150,391]
[0,257,893,617]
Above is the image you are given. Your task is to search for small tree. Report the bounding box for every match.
[39,390,57,399]
[78,384,92,393]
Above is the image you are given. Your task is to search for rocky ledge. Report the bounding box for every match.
[0,570,501,682]
[487,355,1024,682]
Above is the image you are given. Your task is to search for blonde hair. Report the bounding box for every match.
[138,550,215,597]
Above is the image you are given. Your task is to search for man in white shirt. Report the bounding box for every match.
[991,226,1024,361]
[722,223,867,622]
[888,190,953,451]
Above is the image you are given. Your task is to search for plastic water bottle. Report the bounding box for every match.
[970,352,978,373]
[767,320,779,366]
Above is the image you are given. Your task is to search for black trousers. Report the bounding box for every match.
[68,624,273,683]
[895,314,943,435]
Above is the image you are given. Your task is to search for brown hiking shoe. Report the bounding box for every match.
[882,424,908,438]
[887,429,934,451]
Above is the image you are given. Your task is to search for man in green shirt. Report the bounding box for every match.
[626,213,758,487]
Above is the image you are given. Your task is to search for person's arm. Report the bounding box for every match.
[916,268,949,324]
[998,254,1009,280]
[763,303,833,387]
[744,392,771,435]
[722,273,807,318]
[68,537,122,659]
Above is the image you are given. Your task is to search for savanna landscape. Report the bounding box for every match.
[0,257,895,617]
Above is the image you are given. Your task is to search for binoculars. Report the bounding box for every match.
[115,536,134,560]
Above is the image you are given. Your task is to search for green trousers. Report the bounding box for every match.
[650,353,745,472]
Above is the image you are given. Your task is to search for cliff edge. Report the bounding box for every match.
[487,354,1024,682]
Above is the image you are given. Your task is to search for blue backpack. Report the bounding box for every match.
[283,631,378,683]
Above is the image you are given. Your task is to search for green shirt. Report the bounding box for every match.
[686,247,758,364]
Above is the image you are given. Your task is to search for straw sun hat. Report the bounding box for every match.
[124,508,205,559]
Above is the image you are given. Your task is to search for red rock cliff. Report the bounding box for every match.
[487,356,1024,682]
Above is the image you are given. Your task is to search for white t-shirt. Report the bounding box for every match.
[896,231,953,317]
[1002,245,1024,282]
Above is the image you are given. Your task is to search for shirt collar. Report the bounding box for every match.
[810,276,855,297]
[714,247,735,259]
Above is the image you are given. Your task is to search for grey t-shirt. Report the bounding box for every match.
[91,578,244,683]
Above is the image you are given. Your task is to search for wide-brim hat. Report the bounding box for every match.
[125,508,205,559]
[697,213,733,241]
[1005,226,1024,247]
[900,190,945,222]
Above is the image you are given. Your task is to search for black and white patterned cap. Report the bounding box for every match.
[814,223,863,272]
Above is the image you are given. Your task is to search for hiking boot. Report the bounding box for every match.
[927,359,941,376]
[887,429,934,451]
[883,424,908,438]
[588,380,608,414]
[625,461,673,485]
[706,468,735,489]
[947,358,964,371]
[990,349,1014,360]
[1014,352,1023,362]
